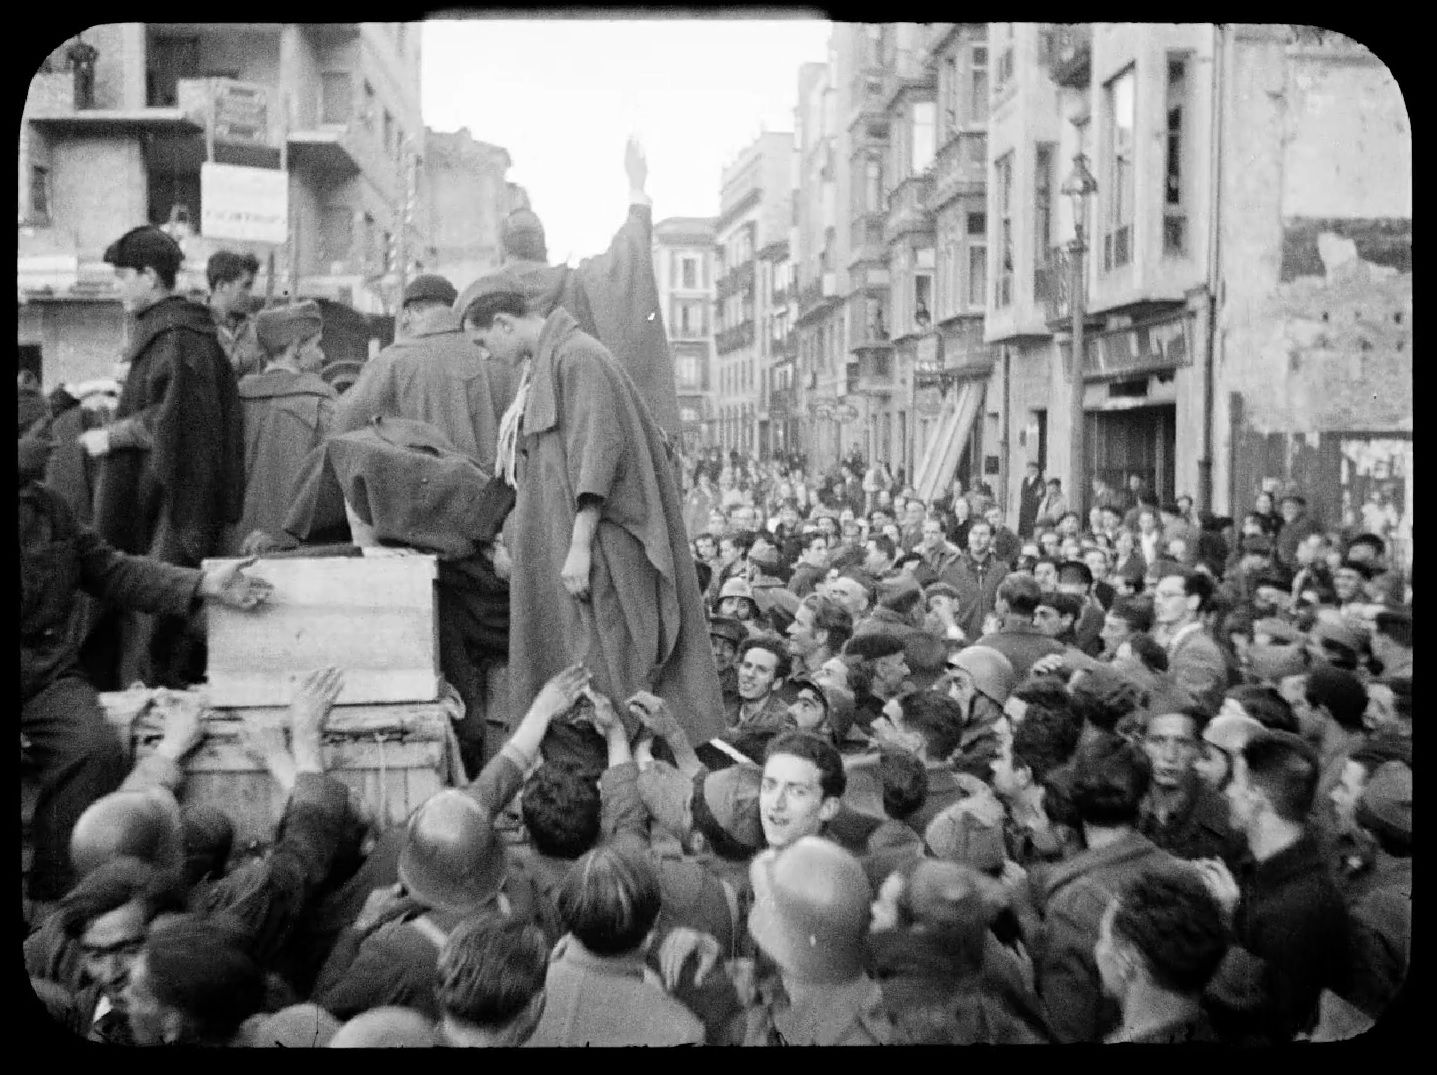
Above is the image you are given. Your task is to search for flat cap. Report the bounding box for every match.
[708,615,746,646]
[402,273,458,308]
[254,300,323,356]
[102,225,183,275]
[455,268,529,321]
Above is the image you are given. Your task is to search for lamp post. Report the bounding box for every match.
[1060,152,1097,518]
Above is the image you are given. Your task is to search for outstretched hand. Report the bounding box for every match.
[200,556,274,611]
[291,667,343,740]
[625,136,648,192]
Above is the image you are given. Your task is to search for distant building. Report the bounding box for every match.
[653,215,718,450]
[419,127,518,292]
[20,22,426,387]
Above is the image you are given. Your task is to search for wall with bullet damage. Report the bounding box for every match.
[1213,29,1410,536]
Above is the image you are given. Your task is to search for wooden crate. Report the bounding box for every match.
[99,690,462,852]
[202,554,441,708]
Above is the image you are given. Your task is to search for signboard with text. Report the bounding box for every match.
[201,162,288,244]
[213,81,270,146]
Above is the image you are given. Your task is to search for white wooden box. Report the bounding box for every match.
[202,554,441,708]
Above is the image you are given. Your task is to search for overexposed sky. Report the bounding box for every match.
[421,14,830,262]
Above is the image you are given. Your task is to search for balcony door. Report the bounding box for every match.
[148,35,199,107]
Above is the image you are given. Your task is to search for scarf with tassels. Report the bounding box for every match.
[495,359,532,488]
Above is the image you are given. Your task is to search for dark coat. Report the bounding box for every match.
[1204,832,1352,1044]
[1344,853,1411,1019]
[975,620,1066,680]
[940,552,1010,642]
[20,481,198,702]
[1017,476,1045,538]
[1036,831,1183,1043]
[1138,773,1247,870]
[95,295,243,563]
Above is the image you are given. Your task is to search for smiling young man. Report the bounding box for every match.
[785,594,853,677]
[723,638,792,748]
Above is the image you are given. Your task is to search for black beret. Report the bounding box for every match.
[102,225,182,276]
[843,632,906,660]
[402,273,458,308]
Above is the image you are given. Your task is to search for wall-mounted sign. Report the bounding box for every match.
[212,81,271,146]
[201,162,288,244]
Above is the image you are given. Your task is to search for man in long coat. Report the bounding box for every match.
[335,274,515,475]
[460,270,724,767]
[456,138,680,443]
[87,226,244,688]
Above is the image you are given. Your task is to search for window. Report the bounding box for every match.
[969,46,990,124]
[668,253,678,289]
[967,211,987,236]
[1103,67,1136,271]
[30,165,49,220]
[996,46,1014,90]
[968,241,988,307]
[321,206,354,264]
[1034,142,1055,292]
[943,56,959,136]
[1164,53,1189,257]
[321,72,352,125]
[865,157,883,213]
[682,256,698,289]
[995,152,1014,307]
[911,101,936,174]
[914,273,933,325]
[362,81,376,131]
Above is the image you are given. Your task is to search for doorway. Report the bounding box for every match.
[1085,404,1177,504]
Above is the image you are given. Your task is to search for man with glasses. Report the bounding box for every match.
[1153,568,1229,715]
[1137,706,1246,869]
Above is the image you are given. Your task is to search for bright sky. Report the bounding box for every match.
[421,14,830,262]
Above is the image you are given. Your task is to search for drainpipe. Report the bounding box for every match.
[1199,24,1226,514]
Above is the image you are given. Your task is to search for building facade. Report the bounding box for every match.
[20,22,427,388]
[653,216,718,451]
[419,127,519,293]
[713,131,794,454]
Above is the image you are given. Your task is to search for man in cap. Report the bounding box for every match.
[335,272,515,475]
[205,250,263,377]
[456,138,681,442]
[89,225,246,688]
[460,267,724,766]
[228,300,337,554]
[708,615,745,705]
[20,384,269,906]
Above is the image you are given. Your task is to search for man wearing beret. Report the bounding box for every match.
[460,266,725,767]
[88,225,245,688]
[455,138,680,444]
[335,273,515,476]
[227,300,337,554]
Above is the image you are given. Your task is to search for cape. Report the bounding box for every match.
[506,203,681,439]
[225,369,337,555]
[507,308,723,743]
[94,295,244,562]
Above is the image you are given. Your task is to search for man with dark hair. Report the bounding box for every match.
[786,594,853,677]
[467,137,680,441]
[724,637,791,747]
[435,914,549,1047]
[759,731,847,851]
[521,761,602,861]
[940,518,1008,642]
[862,533,900,580]
[1275,493,1323,569]
[1198,731,1351,1044]
[913,514,961,587]
[460,269,723,766]
[205,250,262,376]
[1032,737,1183,1042]
[975,573,1066,679]
[1153,568,1229,714]
[1018,460,1045,538]
[122,915,267,1046]
[1057,560,1106,655]
[1095,870,1228,1043]
[1099,596,1154,659]
[1303,664,1369,831]
[1370,609,1412,679]
[990,702,1082,866]
[789,531,831,598]
[869,692,969,834]
[1034,591,1084,647]
[91,225,245,688]
[1138,706,1245,868]
[337,272,515,476]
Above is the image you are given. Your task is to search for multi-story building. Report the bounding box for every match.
[20,23,426,387]
[758,225,799,457]
[713,131,794,455]
[418,127,520,293]
[653,216,718,451]
[981,23,1409,548]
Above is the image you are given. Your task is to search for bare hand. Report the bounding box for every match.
[78,428,110,457]
[625,136,647,192]
[1030,653,1068,676]
[561,544,592,601]
[354,883,418,935]
[488,539,512,581]
[531,664,591,723]
[657,927,720,991]
[1195,858,1241,918]
[290,667,343,740]
[627,691,679,739]
[153,690,206,761]
[200,557,274,611]
[586,688,622,736]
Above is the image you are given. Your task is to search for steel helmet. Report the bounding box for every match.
[397,790,507,916]
[747,837,872,984]
[70,789,185,881]
[948,645,1017,704]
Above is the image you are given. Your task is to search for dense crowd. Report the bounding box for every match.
[19,210,1410,1046]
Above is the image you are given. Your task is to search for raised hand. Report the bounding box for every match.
[291,667,343,742]
[657,927,720,991]
[625,136,648,192]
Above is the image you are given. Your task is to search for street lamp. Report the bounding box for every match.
[1060,152,1098,517]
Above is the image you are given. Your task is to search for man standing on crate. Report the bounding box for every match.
[458,267,725,769]
[19,384,271,908]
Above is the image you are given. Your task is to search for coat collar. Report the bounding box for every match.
[553,934,653,982]
[403,308,465,339]
[237,369,334,400]
[1043,830,1162,901]
[522,307,582,437]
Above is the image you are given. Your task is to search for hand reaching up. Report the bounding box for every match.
[290,667,342,772]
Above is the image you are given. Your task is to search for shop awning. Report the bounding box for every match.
[915,380,984,504]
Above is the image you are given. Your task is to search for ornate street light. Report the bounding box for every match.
[1060,151,1097,515]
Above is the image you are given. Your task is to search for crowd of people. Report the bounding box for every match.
[19,163,1411,1043]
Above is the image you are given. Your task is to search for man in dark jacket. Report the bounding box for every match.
[940,519,1009,643]
[974,573,1065,679]
[1017,461,1045,539]
[89,226,245,689]
[1274,493,1323,570]
[20,386,269,904]
[1137,706,1246,869]
[1197,731,1352,1044]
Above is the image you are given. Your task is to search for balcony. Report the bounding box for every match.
[852,349,896,396]
[26,70,202,135]
[1048,24,1092,89]
[847,292,891,350]
[715,320,756,355]
[931,131,986,209]
[848,68,889,131]
[797,272,840,318]
[848,213,887,267]
[715,261,755,301]
[885,172,936,243]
